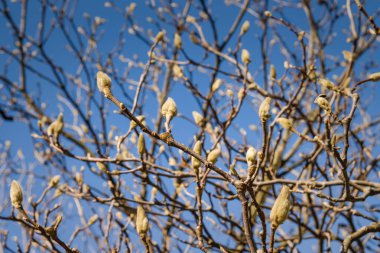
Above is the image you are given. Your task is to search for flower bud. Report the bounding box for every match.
[264,10,272,17]
[314,94,331,113]
[172,64,184,79]
[136,205,149,239]
[161,97,178,129]
[226,89,234,98]
[10,180,23,209]
[129,115,145,131]
[246,147,257,166]
[96,71,112,96]
[270,64,277,82]
[241,49,251,65]
[192,140,202,174]
[127,3,136,15]
[87,214,98,225]
[192,111,203,126]
[207,148,221,164]
[47,113,64,143]
[189,33,200,44]
[276,118,293,130]
[48,175,61,188]
[186,16,196,23]
[155,31,165,43]
[318,78,336,91]
[137,132,146,156]
[240,20,250,35]
[368,72,380,82]
[211,79,222,92]
[270,185,291,228]
[96,162,107,172]
[174,33,182,49]
[259,97,271,122]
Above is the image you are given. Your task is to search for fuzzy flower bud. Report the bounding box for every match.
[87,214,98,225]
[276,118,293,130]
[270,185,291,228]
[137,133,146,156]
[47,113,64,143]
[314,94,331,114]
[246,147,257,166]
[96,162,107,172]
[259,97,271,122]
[10,180,23,209]
[211,79,222,92]
[96,71,112,96]
[368,72,380,82]
[161,97,177,130]
[174,33,182,49]
[129,115,145,131]
[136,206,149,239]
[241,49,251,65]
[192,111,203,126]
[192,140,202,174]
[172,64,184,79]
[270,64,277,82]
[318,78,336,91]
[155,31,165,43]
[207,148,221,164]
[48,175,61,188]
[240,20,250,35]
[264,10,272,17]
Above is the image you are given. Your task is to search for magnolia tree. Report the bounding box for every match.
[1,0,380,252]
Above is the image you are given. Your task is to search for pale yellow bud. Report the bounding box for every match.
[155,31,165,43]
[226,89,234,98]
[87,214,98,225]
[136,206,149,239]
[259,97,271,122]
[246,147,257,165]
[161,97,178,125]
[96,162,107,172]
[192,111,203,126]
[186,16,196,23]
[207,148,221,164]
[318,78,336,91]
[264,10,272,17]
[211,79,222,92]
[314,95,331,113]
[270,64,277,81]
[96,71,112,96]
[238,88,245,100]
[241,49,251,64]
[270,185,291,228]
[342,50,353,62]
[368,72,380,82]
[47,113,64,142]
[10,180,23,209]
[129,115,145,131]
[240,20,250,35]
[192,140,202,173]
[137,133,146,156]
[48,175,61,188]
[172,64,184,78]
[127,3,136,15]
[75,173,83,185]
[189,33,200,44]
[174,33,182,49]
[276,118,293,130]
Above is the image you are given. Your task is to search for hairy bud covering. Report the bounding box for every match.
[136,205,149,239]
[10,180,23,209]
[270,185,291,228]
[259,97,271,122]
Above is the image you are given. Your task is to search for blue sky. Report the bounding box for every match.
[1,0,380,252]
